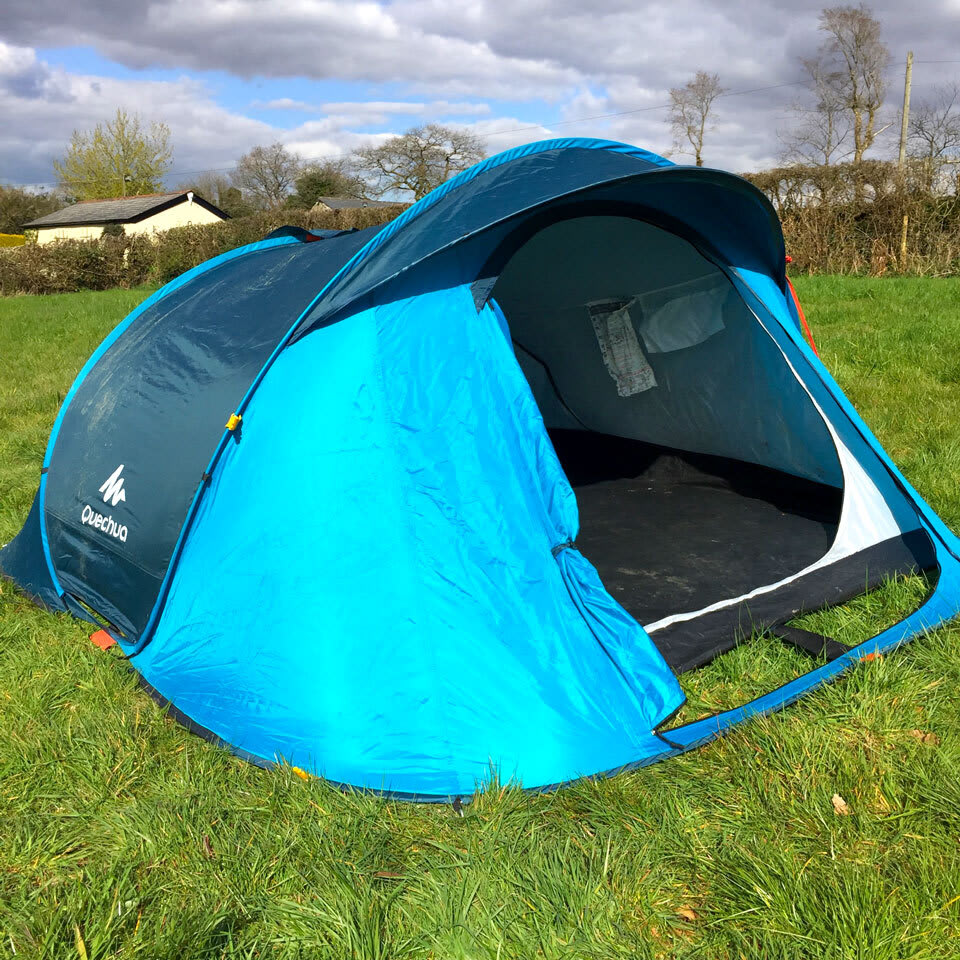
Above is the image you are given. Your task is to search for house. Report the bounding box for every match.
[310,196,410,213]
[23,192,228,245]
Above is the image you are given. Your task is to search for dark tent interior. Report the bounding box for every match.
[490,215,846,671]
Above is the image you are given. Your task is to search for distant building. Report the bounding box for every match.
[23,192,228,245]
[310,196,410,213]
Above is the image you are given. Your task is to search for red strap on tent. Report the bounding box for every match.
[90,629,117,651]
[784,257,819,357]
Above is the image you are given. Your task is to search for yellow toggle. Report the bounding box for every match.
[225,413,242,431]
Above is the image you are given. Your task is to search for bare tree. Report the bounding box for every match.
[668,72,725,167]
[781,53,852,166]
[178,171,232,205]
[909,83,960,191]
[352,125,486,200]
[817,4,890,166]
[178,171,254,217]
[232,143,301,209]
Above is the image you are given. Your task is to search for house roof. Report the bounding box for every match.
[23,192,228,228]
[313,196,410,211]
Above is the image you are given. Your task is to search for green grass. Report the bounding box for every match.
[1,278,959,958]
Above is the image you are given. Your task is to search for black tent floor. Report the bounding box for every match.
[549,431,844,668]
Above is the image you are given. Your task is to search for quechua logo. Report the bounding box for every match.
[99,464,127,507]
[80,465,129,543]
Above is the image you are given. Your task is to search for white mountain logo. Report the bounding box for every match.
[99,465,127,507]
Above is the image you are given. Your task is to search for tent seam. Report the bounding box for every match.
[731,268,960,563]
[37,236,303,602]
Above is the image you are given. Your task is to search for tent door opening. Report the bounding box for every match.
[490,214,846,672]
[548,429,842,668]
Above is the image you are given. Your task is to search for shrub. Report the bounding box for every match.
[0,233,25,248]
[0,204,407,296]
[743,160,960,276]
[7,175,955,296]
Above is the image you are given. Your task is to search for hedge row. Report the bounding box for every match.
[4,166,960,295]
[0,206,407,296]
[744,161,960,276]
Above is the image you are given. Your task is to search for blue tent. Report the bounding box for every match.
[4,138,959,800]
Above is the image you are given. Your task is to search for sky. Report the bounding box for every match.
[2,0,959,192]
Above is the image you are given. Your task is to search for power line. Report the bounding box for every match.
[473,78,816,140]
[3,57,959,189]
[0,78,816,189]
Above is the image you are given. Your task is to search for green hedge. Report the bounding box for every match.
[744,161,960,276]
[11,172,957,294]
[0,206,406,296]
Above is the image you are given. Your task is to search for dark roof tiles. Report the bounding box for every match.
[24,192,226,227]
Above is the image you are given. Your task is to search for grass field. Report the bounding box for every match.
[1,277,959,959]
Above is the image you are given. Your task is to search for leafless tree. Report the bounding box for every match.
[781,53,852,166]
[352,125,486,200]
[232,143,301,209]
[668,72,725,167]
[178,171,254,217]
[817,4,890,166]
[908,83,960,191]
[176,171,232,205]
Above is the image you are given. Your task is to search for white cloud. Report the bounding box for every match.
[2,0,960,185]
[0,41,276,185]
[2,0,582,100]
[319,100,492,118]
[251,98,315,111]
[0,42,554,186]
[252,99,492,125]
[456,115,556,153]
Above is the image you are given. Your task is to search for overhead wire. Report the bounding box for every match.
[3,57,958,189]
[0,78,824,188]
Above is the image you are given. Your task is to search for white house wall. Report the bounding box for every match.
[34,198,224,245]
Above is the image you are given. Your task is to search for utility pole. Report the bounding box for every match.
[898,51,914,168]
[898,50,914,267]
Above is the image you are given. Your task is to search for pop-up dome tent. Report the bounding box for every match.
[4,138,960,799]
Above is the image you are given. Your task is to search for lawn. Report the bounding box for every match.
[1,277,959,959]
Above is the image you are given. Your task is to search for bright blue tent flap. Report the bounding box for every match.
[133,283,684,797]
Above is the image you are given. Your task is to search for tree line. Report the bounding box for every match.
[667,4,960,273]
[2,2,958,255]
[0,117,486,233]
[670,4,959,185]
